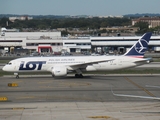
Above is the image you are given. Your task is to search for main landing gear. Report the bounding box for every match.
[75,69,83,78]
[75,74,83,78]
[14,73,19,79]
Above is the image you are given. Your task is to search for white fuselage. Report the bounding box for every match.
[2,55,147,73]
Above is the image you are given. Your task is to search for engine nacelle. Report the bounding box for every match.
[51,66,67,77]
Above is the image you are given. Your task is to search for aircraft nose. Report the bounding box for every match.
[2,66,7,71]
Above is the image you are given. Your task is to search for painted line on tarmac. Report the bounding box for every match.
[124,77,155,97]
[16,96,36,99]
[38,81,53,84]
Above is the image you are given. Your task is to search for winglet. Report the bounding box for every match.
[124,32,152,58]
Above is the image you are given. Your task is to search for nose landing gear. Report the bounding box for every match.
[14,73,19,79]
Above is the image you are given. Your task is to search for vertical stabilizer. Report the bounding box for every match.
[124,32,152,58]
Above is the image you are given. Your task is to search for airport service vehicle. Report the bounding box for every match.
[2,32,152,78]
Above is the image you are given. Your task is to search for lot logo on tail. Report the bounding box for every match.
[124,32,152,57]
[134,39,148,54]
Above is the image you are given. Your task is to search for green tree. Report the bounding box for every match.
[134,21,149,34]
[61,30,69,36]
[0,17,9,27]
[0,17,132,32]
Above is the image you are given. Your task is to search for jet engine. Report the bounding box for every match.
[51,66,67,77]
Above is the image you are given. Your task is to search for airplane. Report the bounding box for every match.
[2,32,152,79]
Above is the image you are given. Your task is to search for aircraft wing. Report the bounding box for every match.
[68,59,114,69]
[111,88,160,100]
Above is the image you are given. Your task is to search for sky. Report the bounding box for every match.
[1,0,160,16]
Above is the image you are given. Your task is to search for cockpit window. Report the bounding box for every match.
[7,62,12,65]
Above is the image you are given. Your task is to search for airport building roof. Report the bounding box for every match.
[1,32,160,53]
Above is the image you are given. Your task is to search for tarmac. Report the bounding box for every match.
[0,75,160,120]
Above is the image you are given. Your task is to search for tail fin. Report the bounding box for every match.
[124,32,152,58]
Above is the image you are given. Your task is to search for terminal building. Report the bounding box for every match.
[1,31,160,55]
[0,31,62,54]
[90,36,160,54]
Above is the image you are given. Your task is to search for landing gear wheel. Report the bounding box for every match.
[14,73,19,79]
[75,74,78,78]
[75,74,83,78]
[79,74,83,78]
[16,75,19,79]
